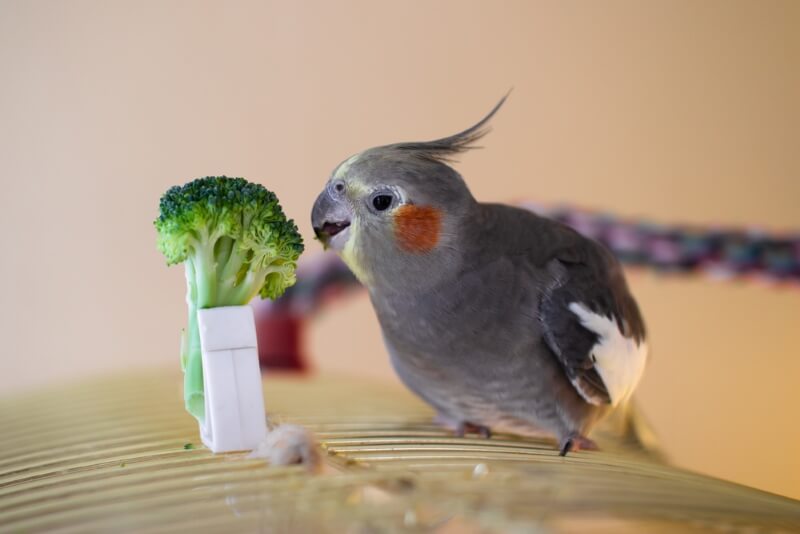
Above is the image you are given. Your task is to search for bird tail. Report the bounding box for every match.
[602,399,666,459]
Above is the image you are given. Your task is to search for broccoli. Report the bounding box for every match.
[154,176,303,422]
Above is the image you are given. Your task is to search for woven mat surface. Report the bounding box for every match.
[1,372,798,533]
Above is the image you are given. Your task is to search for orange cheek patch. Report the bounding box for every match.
[393,205,442,253]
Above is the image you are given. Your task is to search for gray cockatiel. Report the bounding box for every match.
[311,97,648,455]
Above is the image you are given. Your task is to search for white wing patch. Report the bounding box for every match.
[568,302,648,406]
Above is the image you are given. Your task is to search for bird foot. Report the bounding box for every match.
[434,415,492,439]
[455,422,492,439]
[558,434,598,456]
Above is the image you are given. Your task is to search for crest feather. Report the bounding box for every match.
[391,93,509,163]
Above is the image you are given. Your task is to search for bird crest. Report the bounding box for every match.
[388,93,509,163]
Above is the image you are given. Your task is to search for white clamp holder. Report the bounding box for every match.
[197,305,268,453]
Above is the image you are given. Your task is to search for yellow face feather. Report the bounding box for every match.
[334,154,361,180]
[329,154,373,283]
[338,167,370,283]
[339,216,371,284]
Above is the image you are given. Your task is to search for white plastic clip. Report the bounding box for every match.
[197,305,268,453]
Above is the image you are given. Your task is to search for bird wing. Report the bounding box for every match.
[536,228,648,407]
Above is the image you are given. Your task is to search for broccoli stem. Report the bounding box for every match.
[183,258,205,421]
[215,235,235,271]
[218,243,247,291]
[181,235,269,422]
[194,237,218,308]
[225,267,269,304]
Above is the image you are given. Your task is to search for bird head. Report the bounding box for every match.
[311,96,506,292]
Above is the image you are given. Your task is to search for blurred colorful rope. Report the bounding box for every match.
[254,204,800,370]
[523,202,800,287]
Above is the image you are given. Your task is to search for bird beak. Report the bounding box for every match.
[311,189,352,251]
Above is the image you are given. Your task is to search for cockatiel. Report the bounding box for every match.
[311,97,648,455]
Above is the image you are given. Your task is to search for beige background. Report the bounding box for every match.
[1,0,798,498]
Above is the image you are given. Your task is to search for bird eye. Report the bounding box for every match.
[372,194,393,211]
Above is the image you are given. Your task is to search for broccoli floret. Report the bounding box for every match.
[155,176,303,422]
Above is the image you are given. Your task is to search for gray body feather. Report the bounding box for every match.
[369,203,643,441]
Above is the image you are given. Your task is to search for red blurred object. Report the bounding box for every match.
[253,304,307,372]
[253,254,362,373]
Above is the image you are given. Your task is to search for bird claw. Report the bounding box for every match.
[433,415,492,439]
[455,422,492,439]
[558,434,598,456]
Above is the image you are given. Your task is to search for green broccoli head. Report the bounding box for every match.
[155,176,303,303]
[154,176,303,421]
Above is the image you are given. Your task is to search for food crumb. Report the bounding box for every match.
[183,443,195,450]
[248,424,319,472]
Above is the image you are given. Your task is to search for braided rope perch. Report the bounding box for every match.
[254,204,799,370]
[525,202,800,287]
[285,203,800,315]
